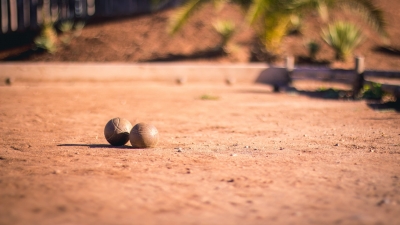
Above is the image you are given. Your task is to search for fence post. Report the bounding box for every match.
[281,56,294,91]
[353,56,365,98]
[273,56,294,92]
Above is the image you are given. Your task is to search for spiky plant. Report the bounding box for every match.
[306,40,320,60]
[322,21,364,61]
[58,20,74,33]
[213,20,236,50]
[288,14,303,34]
[73,21,86,37]
[34,19,58,53]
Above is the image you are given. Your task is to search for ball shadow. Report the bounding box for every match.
[57,144,133,149]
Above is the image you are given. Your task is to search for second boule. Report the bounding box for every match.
[130,123,159,148]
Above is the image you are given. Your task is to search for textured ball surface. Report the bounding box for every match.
[104,117,133,146]
[129,123,159,148]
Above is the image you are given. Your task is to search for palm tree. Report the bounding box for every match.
[168,0,387,58]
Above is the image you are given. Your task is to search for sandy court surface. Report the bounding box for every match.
[0,79,399,225]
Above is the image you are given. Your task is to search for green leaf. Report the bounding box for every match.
[168,0,209,35]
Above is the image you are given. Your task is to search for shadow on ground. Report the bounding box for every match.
[238,87,353,99]
[142,47,225,62]
[240,86,400,112]
[366,100,400,112]
[373,46,400,57]
[57,144,133,149]
[285,88,400,112]
[285,87,354,99]
[2,48,44,61]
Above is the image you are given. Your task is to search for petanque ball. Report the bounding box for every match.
[129,123,159,148]
[104,117,133,146]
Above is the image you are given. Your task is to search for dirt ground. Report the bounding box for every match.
[0,77,399,225]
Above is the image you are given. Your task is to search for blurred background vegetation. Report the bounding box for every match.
[169,0,387,61]
[1,0,399,69]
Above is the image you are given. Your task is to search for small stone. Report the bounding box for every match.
[377,198,390,206]
[225,77,236,85]
[334,143,339,146]
[230,153,237,157]
[53,170,61,174]
[5,77,15,85]
[176,77,187,85]
[279,147,284,150]
[244,146,249,149]
[175,147,183,152]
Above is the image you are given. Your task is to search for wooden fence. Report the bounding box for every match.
[256,56,400,98]
[0,0,183,34]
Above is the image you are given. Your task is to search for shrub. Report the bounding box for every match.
[58,20,74,33]
[361,82,385,100]
[306,40,320,60]
[34,20,58,53]
[322,21,364,61]
[212,20,236,51]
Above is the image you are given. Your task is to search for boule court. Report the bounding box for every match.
[0,63,399,225]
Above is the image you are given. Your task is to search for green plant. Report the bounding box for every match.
[75,21,86,30]
[200,94,219,100]
[288,14,303,34]
[306,40,320,60]
[213,20,236,50]
[34,20,58,53]
[361,82,385,100]
[322,21,364,61]
[58,20,74,33]
[73,21,86,36]
[58,20,86,45]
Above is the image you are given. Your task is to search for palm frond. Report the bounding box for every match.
[290,0,334,21]
[263,13,291,54]
[231,0,253,10]
[213,20,236,46]
[246,0,270,25]
[168,0,209,35]
[213,0,229,11]
[336,0,387,39]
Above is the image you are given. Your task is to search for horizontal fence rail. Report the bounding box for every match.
[291,68,356,84]
[256,56,400,98]
[364,70,400,79]
[0,0,183,34]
